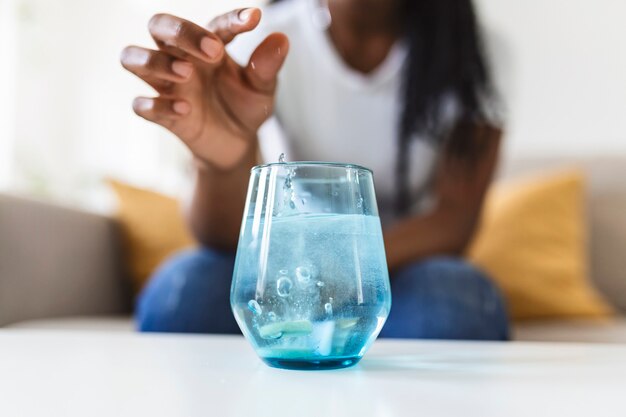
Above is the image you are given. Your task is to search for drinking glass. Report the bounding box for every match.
[231,162,391,370]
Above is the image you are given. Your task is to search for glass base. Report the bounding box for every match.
[262,356,361,370]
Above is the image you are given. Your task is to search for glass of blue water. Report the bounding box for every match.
[231,161,391,370]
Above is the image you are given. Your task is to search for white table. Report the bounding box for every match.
[1,330,625,417]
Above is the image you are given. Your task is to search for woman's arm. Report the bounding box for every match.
[187,148,259,251]
[383,123,502,271]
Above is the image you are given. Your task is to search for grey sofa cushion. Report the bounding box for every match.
[7,316,135,332]
[514,319,626,344]
[498,157,626,312]
[0,195,132,327]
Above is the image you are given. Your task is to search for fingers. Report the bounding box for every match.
[132,97,191,127]
[207,7,261,44]
[148,13,224,64]
[244,33,290,94]
[121,46,194,84]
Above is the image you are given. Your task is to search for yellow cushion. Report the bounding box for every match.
[467,170,614,321]
[108,180,195,292]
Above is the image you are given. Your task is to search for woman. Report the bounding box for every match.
[120,0,509,339]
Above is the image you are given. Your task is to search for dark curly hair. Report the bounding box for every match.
[271,0,500,213]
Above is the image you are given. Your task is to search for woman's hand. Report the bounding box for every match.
[120,8,289,170]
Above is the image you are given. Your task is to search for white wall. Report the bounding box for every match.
[0,0,18,189]
[1,0,624,207]
[3,0,263,207]
[476,0,626,159]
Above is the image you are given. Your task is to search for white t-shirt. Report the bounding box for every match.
[229,0,441,223]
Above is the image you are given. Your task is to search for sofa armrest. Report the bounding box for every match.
[0,194,132,327]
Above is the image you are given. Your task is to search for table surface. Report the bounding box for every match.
[1,330,625,417]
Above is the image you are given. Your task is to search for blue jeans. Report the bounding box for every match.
[136,248,509,340]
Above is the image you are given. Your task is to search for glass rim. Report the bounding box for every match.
[252,161,373,174]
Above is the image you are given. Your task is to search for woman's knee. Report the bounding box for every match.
[136,247,239,334]
[397,257,500,300]
[382,256,509,340]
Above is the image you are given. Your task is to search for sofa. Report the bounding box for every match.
[1,157,625,342]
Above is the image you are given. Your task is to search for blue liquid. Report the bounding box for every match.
[231,214,391,370]
[263,356,361,371]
